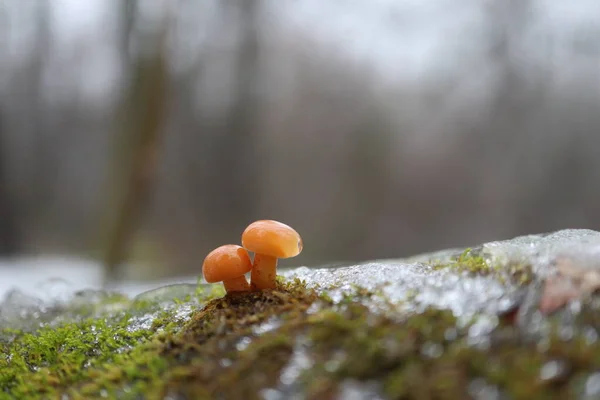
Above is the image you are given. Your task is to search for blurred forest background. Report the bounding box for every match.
[0,0,599,281]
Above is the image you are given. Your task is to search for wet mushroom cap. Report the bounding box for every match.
[202,245,253,283]
[242,220,303,258]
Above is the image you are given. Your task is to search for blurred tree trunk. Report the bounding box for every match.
[99,3,169,283]
[31,0,52,203]
[486,0,537,140]
[0,112,21,255]
[18,0,53,229]
[337,115,391,257]
[0,1,53,251]
[480,0,550,233]
[120,0,137,68]
[206,0,261,236]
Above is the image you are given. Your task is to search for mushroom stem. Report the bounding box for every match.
[223,275,251,292]
[251,253,278,290]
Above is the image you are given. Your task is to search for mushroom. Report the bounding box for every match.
[202,244,252,293]
[241,220,303,290]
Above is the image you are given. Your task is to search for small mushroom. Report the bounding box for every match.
[202,244,252,293]
[241,220,303,290]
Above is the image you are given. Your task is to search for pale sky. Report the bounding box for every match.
[3,0,599,101]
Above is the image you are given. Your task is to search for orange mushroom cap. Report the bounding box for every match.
[202,245,252,283]
[241,220,303,258]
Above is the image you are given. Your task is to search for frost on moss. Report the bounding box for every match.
[0,315,158,398]
[1,276,600,399]
[432,247,534,285]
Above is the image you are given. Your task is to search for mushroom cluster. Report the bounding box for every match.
[202,220,302,293]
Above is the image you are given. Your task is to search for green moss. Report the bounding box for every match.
[433,248,534,285]
[1,277,599,399]
[0,279,318,399]
[433,248,490,273]
[297,302,600,400]
[0,314,159,399]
